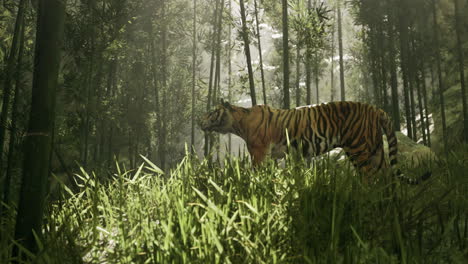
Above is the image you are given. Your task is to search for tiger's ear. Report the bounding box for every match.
[220,99,233,111]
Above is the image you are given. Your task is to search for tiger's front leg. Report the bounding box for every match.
[247,144,268,166]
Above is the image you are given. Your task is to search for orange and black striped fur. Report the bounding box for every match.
[200,100,430,184]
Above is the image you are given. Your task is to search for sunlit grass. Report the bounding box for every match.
[1,149,467,263]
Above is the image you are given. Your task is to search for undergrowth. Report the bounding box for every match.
[1,150,467,263]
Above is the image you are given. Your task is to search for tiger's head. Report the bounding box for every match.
[200,99,236,134]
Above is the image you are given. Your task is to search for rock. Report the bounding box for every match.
[327,132,436,170]
[392,132,437,167]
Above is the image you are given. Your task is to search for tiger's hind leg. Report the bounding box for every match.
[344,144,383,184]
[344,147,372,184]
[367,144,390,183]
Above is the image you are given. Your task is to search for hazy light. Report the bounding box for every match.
[271,33,282,39]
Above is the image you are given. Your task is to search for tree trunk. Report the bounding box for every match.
[83,0,98,168]
[306,51,311,105]
[409,50,418,141]
[378,23,389,111]
[3,1,27,208]
[191,0,197,152]
[337,1,345,101]
[330,8,336,102]
[14,0,65,257]
[254,0,267,105]
[369,24,381,107]
[0,0,26,176]
[227,0,232,152]
[453,0,468,143]
[387,15,401,131]
[295,45,301,106]
[408,33,418,141]
[239,0,257,106]
[212,0,224,105]
[213,0,224,160]
[413,38,427,145]
[282,0,290,108]
[314,54,320,104]
[432,0,448,154]
[150,37,161,163]
[416,71,427,145]
[205,0,220,156]
[159,0,168,170]
[398,2,413,139]
[420,62,431,147]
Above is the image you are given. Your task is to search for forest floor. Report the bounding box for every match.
[1,149,467,263]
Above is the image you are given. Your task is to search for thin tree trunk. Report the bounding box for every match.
[282,0,290,108]
[150,37,161,164]
[213,0,224,160]
[159,0,168,170]
[330,8,336,102]
[254,0,267,104]
[3,1,27,208]
[387,15,401,131]
[295,45,301,106]
[314,54,320,104]
[212,0,224,105]
[92,59,104,163]
[83,0,97,168]
[378,23,389,111]
[432,0,448,154]
[14,0,65,257]
[398,3,413,139]
[107,126,114,166]
[369,24,381,107]
[430,65,436,102]
[227,0,232,152]
[306,50,311,104]
[421,62,431,147]
[204,0,220,156]
[409,63,418,141]
[416,72,427,145]
[408,34,418,141]
[413,38,427,145]
[191,0,197,152]
[128,129,134,168]
[240,0,257,106]
[0,0,26,176]
[453,0,468,143]
[337,1,345,101]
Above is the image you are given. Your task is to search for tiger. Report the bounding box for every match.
[200,99,431,184]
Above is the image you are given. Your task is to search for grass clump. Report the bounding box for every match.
[1,150,467,263]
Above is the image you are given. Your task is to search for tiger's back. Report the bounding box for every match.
[258,102,391,173]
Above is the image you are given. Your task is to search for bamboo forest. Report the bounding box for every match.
[0,0,467,263]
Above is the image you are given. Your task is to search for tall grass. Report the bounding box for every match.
[1,150,467,263]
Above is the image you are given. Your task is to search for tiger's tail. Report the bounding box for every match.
[380,111,431,185]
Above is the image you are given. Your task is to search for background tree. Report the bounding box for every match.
[191,0,197,152]
[14,0,66,257]
[254,0,267,104]
[0,0,26,181]
[431,0,448,154]
[337,0,345,101]
[239,0,257,106]
[3,0,27,209]
[282,0,290,109]
[453,0,467,143]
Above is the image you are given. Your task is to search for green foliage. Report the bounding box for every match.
[290,0,329,50]
[2,150,467,263]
